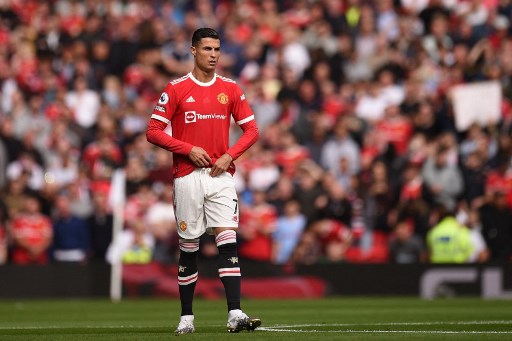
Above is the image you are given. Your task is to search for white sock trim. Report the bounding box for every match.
[215,230,236,246]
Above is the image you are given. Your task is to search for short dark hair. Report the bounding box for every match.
[191,28,220,46]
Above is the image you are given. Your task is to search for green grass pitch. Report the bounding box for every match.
[0,297,511,340]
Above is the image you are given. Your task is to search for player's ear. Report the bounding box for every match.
[191,46,196,57]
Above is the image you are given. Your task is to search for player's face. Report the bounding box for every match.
[192,38,220,73]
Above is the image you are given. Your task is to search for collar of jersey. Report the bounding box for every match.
[189,72,217,87]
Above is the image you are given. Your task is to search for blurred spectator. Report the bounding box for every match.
[294,161,326,223]
[375,103,412,156]
[272,199,306,264]
[146,183,178,264]
[422,144,464,210]
[427,205,474,263]
[479,190,512,261]
[388,219,426,264]
[6,151,44,191]
[274,131,310,177]
[147,148,174,186]
[9,193,53,265]
[461,151,487,208]
[266,175,296,215]
[422,13,453,64]
[3,177,26,219]
[238,190,277,262]
[485,157,512,208]
[45,137,79,187]
[291,229,322,265]
[310,219,353,262]
[64,76,101,131]
[247,148,280,192]
[304,114,330,165]
[51,194,89,263]
[67,179,94,219]
[281,25,311,79]
[363,160,396,234]
[391,163,431,238]
[457,208,490,263]
[105,220,155,265]
[412,101,446,141]
[321,117,360,184]
[317,174,352,227]
[87,190,113,262]
[124,155,150,196]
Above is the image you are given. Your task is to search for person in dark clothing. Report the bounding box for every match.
[389,219,426,264]
[87,191,113,262]
[479,191,512,261]
[461,151,487,207]
[51,194,90,263]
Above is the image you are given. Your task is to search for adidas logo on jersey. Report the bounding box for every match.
[186,96,195,103]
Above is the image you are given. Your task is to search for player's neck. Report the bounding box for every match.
[191,68,215,83]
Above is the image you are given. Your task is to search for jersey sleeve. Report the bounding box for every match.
[226,84,259,160]
[146,83,194,156]
[231,84,255,126]
[150,83,177,124]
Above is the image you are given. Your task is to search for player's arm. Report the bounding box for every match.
[146,87,212,166]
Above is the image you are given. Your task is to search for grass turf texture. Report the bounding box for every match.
[0,298,511,340]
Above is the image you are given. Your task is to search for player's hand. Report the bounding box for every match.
[210,153,233,177]
[189,146,212,167]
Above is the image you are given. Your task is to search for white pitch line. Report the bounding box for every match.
[258,327,512,334]
[270,320,512,328]
[0,325,152,330]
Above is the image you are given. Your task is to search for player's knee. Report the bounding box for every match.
[178,239,199,284]
[179,239,200,254]
[179,238,199,262]
[215,230,237,254]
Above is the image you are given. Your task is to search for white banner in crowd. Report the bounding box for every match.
[450,81,502,131]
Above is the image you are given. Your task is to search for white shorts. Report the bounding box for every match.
[173,168,239,239]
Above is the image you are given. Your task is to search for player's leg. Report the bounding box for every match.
[205,171,261,332]
[213,227,261,333]
[173,170,207,335]
[175,238,199,334]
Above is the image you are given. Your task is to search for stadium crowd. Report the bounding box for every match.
[0,0,512,266]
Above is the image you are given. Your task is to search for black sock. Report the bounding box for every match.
[216,230,241,312]
[178,239,199,316]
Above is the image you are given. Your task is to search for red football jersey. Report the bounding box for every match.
[11,214,53,264]
[149,73,256,178]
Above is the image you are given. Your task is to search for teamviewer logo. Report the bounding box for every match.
[185,111,196,123]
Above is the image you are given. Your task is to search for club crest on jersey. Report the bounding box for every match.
[158,92,169,105]
[179,220,187,232]
[217,93,228,104]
